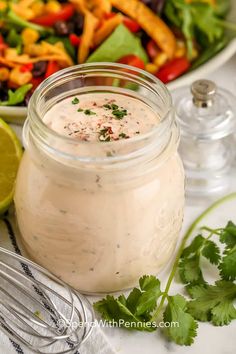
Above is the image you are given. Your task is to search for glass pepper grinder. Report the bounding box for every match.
[173,79,236,198]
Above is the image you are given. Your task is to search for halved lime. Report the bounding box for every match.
[0,118,22,214]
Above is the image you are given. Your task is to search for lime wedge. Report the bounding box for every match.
[0,118,22,214]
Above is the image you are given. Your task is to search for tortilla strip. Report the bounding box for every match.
[2,55,71,65]
[110,0,176,58]
[94,13,123,46]
[0,57,18,68]
[69,0,87,14]
[18,0,37,7]
[78,11,98,63]
[89,0,112,18]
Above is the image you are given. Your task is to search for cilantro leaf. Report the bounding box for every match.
[93,294,150,330]
[0,84,32,106]
[94,275,161,332]
[202,240,221,265]
[163,294,198,346]
[179,254,204,284]
[179,235,220,284]
[139,275,160,291]
[181,235,205,258]
[179,235,206,284]
[219,246,236,281]
[126,288,142,314]
[135,276,161,316]
[187,281,236,325]
[220,221,236,249]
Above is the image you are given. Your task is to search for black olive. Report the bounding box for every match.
[0,81,9,101]
[54,20,70,36]
[32,61,47,77]
[141,0,166,14]
[71,13,84,35]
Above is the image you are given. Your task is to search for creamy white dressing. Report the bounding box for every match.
[43,93,159,142]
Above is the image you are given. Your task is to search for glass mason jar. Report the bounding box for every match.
[14,63,185,294]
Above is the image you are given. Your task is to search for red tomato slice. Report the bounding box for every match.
[146,39,159,60]
[156,57,190,84]
[45,61,61,78]
[31,4,74,27]
[30,76,44,90]
[20,63,33,73]
[104,12,116,20]
[118,55,145,70]
[69,34,81,46]
[123,17,141,32]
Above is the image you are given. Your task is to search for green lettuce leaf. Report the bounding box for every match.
[87,24,148,64]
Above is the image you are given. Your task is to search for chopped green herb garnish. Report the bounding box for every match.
[99,128,111,142]
[112,109,127,119]
[72,97,79,104]
[77,108,83,112]
[111,103,119,110]
[119,132,128,139]
[103,104,112,109]
[84,109,96,115]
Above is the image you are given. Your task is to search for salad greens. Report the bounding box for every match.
[0,7,53,34]
[94,193,236,346]
[0,84,32,106]
[87,24,148,64]
[164,0,235,61]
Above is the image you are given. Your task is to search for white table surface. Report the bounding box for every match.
[11,55,236,354]
[98,54,236,354]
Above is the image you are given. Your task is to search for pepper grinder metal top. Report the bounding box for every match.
[173,79,236,198]
[191,79,217,108]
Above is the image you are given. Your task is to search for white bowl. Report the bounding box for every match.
[1,0,236,124]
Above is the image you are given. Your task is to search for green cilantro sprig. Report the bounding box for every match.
[94,193,236,346]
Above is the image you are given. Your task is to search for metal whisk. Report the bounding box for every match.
[0,247,94,353]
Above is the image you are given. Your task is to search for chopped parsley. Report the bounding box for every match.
[103,103,119,110]
[98,128,111,142]
[119,132,128,139]
[84,109,96,115]
[112,109,127,119]
[77,108,83,112]
[103,104,112,109]
[72,97,79,104]
[111,103,119,110]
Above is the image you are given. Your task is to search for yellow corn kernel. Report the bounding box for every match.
[191,47,198,60]
[24,43,48,56]
[30,1,45,17]
[22,28,40,45]
[0,1,7,10]
[45,1,62,13]
[0,67,10,81]
[9,67,33,86]
[145,63,158,75]
[174,40,186,58]
[12,4,35,20]
[154,52,168,67]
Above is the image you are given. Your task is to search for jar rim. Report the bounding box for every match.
[27,62,174,164]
